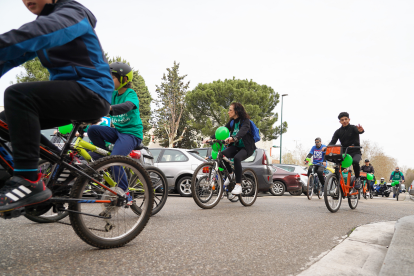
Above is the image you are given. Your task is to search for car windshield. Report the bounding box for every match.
[275,165,295,172]
[188,151,207,162]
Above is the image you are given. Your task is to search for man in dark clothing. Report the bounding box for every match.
[361,159,375,194]
[323,112,364,190]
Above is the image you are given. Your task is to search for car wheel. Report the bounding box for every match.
[289,190,302,196]
[177,176,192,197]
[269,181,285,196]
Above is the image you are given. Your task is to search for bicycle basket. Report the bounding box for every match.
[325,146,343,163]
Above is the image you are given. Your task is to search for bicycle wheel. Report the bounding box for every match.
[25,160,70,223]
[348,194,358,209]
[238,168,258,207]
[324,174,342,213]
[317,181,324,199]
[191,162,223,209]
[396,187,399,201]
[129,166,168,216]
[307,175,314,200]
[69,155,153,249]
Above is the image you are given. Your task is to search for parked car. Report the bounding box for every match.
[148,148,206,196]
[272,164,308,195]
[270,166,302,196]
[192,147,273,193]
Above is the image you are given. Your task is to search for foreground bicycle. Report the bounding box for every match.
[305,158,323,200]
[392,180,401,201]
[0,120,154,249]
[26,127,167,222]
[191,139,258,209]
[323,145,361,213]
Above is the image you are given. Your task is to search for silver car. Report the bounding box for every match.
[148,148,206,197]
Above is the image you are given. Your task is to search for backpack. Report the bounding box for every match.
[230,119,261,143]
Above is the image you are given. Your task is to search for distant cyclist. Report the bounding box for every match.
[0,0,112,211]
[378,177,388,197]
[203,103,257,195]
[361,159,375,195]
[389,167,405,198]
[323,112,364,192]
[304,137,327,191]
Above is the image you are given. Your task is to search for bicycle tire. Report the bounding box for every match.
[324,174,342,213]
[25,160,70,223]
[191,162,223,209]
[238,168,258,207]
[317,181,323,199]
[307,175,314,200]
[69,155,153,249]
[348,194,358,209]
[129,166,168,216]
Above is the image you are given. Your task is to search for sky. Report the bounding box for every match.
[0,0,413,167]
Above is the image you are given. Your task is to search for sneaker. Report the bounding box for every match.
[228,192,236,200]
[231,185,243,195]
[125,192,133,205]
[354,178,361,190]
[0,174,52,212]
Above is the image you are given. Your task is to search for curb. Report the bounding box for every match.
[298,221,395,276]
[379,216,414,276]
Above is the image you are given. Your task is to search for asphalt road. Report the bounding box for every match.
[0,193,413,276]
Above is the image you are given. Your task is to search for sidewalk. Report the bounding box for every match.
[298,193,414,276]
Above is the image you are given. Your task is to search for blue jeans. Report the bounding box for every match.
[88,125,142,191]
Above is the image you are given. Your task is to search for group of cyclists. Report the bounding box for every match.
[304,112,405,199]
[0,0,406,231]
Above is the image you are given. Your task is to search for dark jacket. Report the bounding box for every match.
[211,118,257,157]
[0,0,113,103]
[328,124,364,155]
[361,165,375,174]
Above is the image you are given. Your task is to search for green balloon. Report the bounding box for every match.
[215,126,230,140]
[367,173,374,180]
[58,124,73,135]
[305,158,311,162]
[218,167,224,171]
[341,154,353,168]
[211,150,218,160]
[392,180,399,186]
[212,142,224,152]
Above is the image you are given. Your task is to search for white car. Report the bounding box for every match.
[148,148,206,197]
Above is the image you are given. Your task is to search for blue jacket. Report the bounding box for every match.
[309,144,327,167]
[0,0,113,103]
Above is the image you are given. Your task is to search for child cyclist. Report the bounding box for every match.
[323,112,364,192]
[203,103,257,195]
[0,0,112,212]
[87,62,143,203]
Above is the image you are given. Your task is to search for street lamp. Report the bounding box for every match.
[279,94,288,164]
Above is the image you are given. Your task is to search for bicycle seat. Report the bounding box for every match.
[134,143,145,150]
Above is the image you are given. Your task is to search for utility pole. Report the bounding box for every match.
[279,94,288,164]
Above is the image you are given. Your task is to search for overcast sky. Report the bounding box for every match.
[0,0,413,168]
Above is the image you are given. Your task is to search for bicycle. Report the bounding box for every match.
[0,119,154,249]
[305,158,324,200]
[191,139,258,209]
[28,127,168,219]
[392,180,402,201]
[359,172,374,200]
[323,145,361,213]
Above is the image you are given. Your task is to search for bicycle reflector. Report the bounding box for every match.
[202,167,210,173]
[129,150,141,160]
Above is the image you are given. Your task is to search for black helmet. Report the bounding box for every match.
[109,62,133,90]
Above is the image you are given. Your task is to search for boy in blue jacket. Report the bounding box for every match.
[0,0,112,212]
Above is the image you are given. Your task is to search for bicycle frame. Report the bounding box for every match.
[332,146,361,198]
[0,120,122,215]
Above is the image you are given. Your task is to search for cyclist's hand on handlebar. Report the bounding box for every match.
[322,147,326,152]
[356,124,364,132]
[202,138,211,144]
[225,137,234,145]
[323,162,326,166]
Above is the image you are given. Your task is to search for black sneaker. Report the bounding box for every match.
[354,178,361,190]
[0,174,52,212]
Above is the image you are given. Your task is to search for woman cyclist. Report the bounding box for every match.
[87,62,143,203]
[204,103,256,195]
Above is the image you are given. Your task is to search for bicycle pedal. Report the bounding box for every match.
[0,208,26,220]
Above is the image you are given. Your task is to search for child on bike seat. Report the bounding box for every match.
[323,112,364,192]
[203,103,257,195]
[0,0,112,212]
[87,62,143,202]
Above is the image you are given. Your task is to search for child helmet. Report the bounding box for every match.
[110,62,133,90]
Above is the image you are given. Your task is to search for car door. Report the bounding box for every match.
[156,149,189,188]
